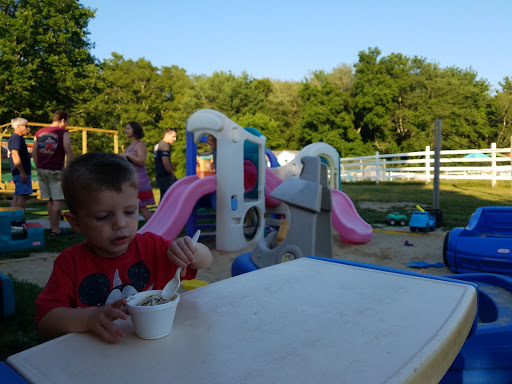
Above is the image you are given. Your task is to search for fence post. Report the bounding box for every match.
[425,145,431,184]
[375,151,380,184]
[433,119,442,208]
[492,142,496,187]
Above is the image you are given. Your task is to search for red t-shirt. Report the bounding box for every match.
[34,126,67,170]
[36,232,197,325]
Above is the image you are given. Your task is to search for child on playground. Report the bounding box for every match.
[36,152,213,343]
[198,134,217,171]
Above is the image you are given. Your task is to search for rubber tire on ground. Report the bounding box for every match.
[443,231,451,267]
[400,219,406,226]
[389,219,396,225]
[410,227,417,232]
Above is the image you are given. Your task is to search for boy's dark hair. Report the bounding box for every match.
[62,152,138,213]
[52,110,69,123]
[127,121,144,139]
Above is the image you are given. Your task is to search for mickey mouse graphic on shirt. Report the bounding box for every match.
[78,261,154,306]
[37,133,59,154]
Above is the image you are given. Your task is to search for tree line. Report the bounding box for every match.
[2,0,511,178]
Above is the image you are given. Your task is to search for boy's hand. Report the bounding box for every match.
[86,298,128,343]
[167,236,196,276]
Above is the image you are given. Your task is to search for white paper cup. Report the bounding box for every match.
[126,290,180,340]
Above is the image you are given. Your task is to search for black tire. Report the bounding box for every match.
[410,227,417,232]
[389,219,396,226]
[399,219,406,226]
[443,231,451,267]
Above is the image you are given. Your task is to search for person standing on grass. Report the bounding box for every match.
[32,110,74,236]
[120,121,155,221]
[153,128,178,200]
[7,117,32,209]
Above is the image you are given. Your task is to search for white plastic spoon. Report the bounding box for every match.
[161,230,201,299]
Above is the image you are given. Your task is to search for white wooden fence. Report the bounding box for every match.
[340,143,512,187]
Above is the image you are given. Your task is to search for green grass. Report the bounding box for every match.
[0,279,45,362]
[2,180,512,361]
[341,180,512,228]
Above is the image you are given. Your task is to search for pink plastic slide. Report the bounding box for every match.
[140,168,371,245]
[138,175,217,242]
[331,189,373,244]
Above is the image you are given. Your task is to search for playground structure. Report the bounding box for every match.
[140,108,372,257]
[440,206,512,383]
[0,207,44,252]
[440,273,512,383]
[249,156,333,269]
[141,109,268,252]
[444,206,512,277]
[272,141,341,190]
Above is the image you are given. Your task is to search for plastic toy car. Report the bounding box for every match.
[409,211,436,232]
[443,206,512,276]
[385,212,407,226]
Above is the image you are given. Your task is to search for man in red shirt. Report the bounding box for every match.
[32,110,74,236]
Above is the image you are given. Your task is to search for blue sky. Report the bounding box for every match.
[80,0,510,92]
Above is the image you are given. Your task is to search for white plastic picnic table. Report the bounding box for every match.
[7,257,477,384]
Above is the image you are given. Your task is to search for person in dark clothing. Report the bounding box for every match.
[153,128,177,200]
[8,117,32,209]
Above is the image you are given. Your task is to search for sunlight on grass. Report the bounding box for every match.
[342,180,512,228]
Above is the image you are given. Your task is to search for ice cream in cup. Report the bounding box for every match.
[126,290,180,340]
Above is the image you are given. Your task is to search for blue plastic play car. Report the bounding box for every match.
[409,211,436,232]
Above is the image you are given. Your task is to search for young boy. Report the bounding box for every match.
[36,152,213,343]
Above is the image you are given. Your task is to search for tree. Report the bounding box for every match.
[417,66,491,149]
[493,77,512,147]
[297,70,362,156]
[73,54,200,177]
[0,0,96,123]
[353,48,415,152]
[353,47,493,152]
[264,80,302,149]
[195,71,270,120]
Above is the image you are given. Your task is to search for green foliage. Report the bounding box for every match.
[1,3,510,170]
[297,70,356,155]
[194,71,270,119]
[342,180,512,229]
[0,0,96,122]
[493,77,512,147]
[0,278,44,361]
[353,48,494,153]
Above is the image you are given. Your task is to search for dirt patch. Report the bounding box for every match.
[0,226,451,288]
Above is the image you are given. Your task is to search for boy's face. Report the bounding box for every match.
[65,184,140,258]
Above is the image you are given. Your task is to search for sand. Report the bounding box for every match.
[0,224,451,289]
